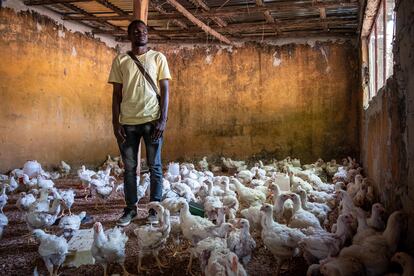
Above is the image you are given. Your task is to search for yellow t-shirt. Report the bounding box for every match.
[108,49,171,125]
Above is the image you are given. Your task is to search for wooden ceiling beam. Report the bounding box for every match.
[24,0,90,5]
[188,0,229,28]
[133,0,148,23]
[150,2,188,29]
[165,0,233,45]
[188,0,210,11]
[94,0,128,16]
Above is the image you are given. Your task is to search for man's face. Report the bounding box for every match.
[129,23,148,46]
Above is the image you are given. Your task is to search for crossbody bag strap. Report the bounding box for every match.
[127,51,159,95]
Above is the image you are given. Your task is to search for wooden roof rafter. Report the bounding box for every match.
[150,2,189,30]
[60,2,126,34]
[188,0,228,27]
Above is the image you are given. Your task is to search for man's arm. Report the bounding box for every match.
[152,79,169,140]
[112,83,126,144]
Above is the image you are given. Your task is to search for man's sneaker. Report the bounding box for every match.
[147,208,158,224]
[117,208,137,226]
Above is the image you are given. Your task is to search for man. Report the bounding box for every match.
[108,20,171,226]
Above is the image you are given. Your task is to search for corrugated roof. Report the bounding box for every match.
[25,0,361,44]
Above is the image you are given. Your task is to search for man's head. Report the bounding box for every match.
[128,20,148,47]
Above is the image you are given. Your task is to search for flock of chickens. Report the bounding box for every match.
[0,156,413,276]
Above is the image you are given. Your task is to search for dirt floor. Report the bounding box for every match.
[0,175,309,276]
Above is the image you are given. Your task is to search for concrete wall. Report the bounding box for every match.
[0,7,119,172]
[0,6,361,172]
[361,0,414,252]
[161,43,360,164]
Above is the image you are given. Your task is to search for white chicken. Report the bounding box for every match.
[59,160,71,177]
[91,222,129,276]
[77,165,96,200]
[204,247,247,276]
[226,218,256,266]
[16,192,36,212]
[289,171,313,193]
[289,193,322,230]
[296,188,330,225]
[178,201,230,244]
[320,256,365,276]
[29,188,50,212]
[203,180,223,221]
[299,214,354,264]
[240,205,262,231]
[59,189,75,216]
[335,210,406,276]
[366,202,386,231]
[0,184,9,213]
[134,202,171,272]
[352,204,385,244]
[187,236,226,274]
[198,156,209,171]
[221,157,246,172]
[37,176,55,190]
[32,229,68,276]
[237,169,254,184]
[230,177,266,207]
[91,176,115,209]
[26,192,64,231]
[260,203,306,275]
[0,213,8,239]
[7,176,19,193]
[58,211,86,238]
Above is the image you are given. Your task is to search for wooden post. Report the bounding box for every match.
[133,0,149,176]
[133,0,149,23]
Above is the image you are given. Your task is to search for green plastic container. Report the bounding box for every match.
[189,201,205,217]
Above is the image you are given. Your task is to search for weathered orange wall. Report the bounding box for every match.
[0,7,361,173]
[0,8,118,172]
[160,43,360,163]
[360,0,414,253]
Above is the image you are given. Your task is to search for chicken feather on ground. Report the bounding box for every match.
[91,222,129,276]
[32,229,68,276]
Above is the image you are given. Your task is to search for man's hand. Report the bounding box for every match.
[152,119,167,141]
[113,123,126,144]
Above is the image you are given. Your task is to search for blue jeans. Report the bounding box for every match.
[119,122,163,210]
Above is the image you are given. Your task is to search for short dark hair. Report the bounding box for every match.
[127,20,147,36]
